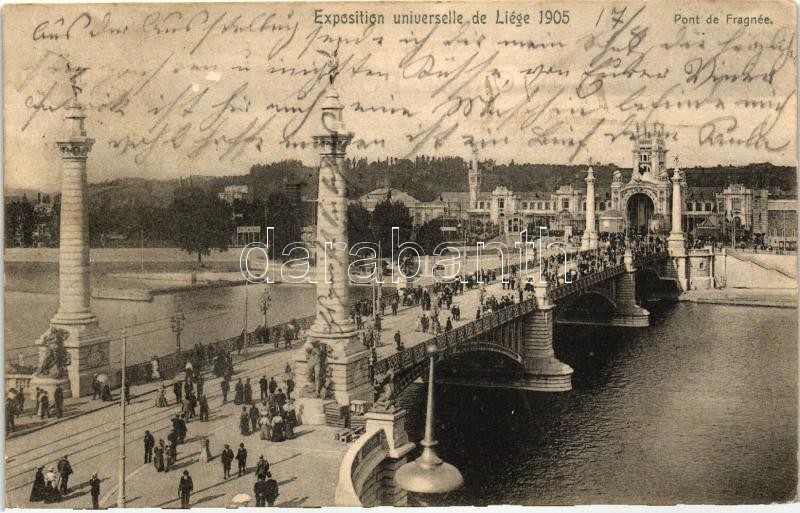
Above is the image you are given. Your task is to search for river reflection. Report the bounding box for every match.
[400,302,797,505]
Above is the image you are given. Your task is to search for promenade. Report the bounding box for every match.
[5,268,515,508]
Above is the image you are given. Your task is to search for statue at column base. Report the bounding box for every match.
[371,369,398,413]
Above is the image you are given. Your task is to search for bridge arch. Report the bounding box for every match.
[385,341,526,397]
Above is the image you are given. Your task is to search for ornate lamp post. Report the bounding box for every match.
[395,339,463,504]
[170,312,186,356]
[259,289,271,344]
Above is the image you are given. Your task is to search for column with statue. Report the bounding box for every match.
[293,51,371,425]
[31,68,111,399]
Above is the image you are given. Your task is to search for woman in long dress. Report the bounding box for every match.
[270,415,285,442]
[258,413,272,441]
[29,467,46,502]
[234,379,244,405]
[165,442,175,472]
[284,405,296,440]
[155,385,168,407]
[43,468,59,503]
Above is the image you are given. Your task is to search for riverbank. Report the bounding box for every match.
[678,288,797,308]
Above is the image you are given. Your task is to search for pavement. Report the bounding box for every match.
[678,287,798,308]
[5,341,343,509]
[5,268,521,508]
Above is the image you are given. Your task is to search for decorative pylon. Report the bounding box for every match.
[294,52,371,419]
[580,162,598,250]
[668,157,687,255]
[34,69,111,398]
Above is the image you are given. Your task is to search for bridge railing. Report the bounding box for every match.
[373,299,537,376]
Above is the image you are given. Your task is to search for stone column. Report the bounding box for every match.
[668,167,686,255]
[580,165,598,250]
[518,281,572,391]
[295,81,371,422]
[33,98,110,398]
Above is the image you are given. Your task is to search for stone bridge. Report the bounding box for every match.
[371,249,670,396]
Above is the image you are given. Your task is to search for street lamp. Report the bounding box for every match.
[395,339,463,504]
[259,288,271,344]
[170,312,186,356]
[117,329,127,508]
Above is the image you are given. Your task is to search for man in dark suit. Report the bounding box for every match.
[259,376,268,400]
[236,443,247,477]
[53,385,64,418]
[89,473,100,509]
[57,455,73,494]
[221,444,234,479]
[178,470,193,508]
[144,430,155,463]
[264,472,279,506]
[254,476,267,506]
[173,381,183,405]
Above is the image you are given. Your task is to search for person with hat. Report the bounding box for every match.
[89,472,101,509]
[264,472,279,506]
[53,384,64,418]
[236,442,248,477]
[255,455,270,480]
[254,475,268,507]
[239,406,250,435]
[178,470,193,508]
[44,467,59,503]
[29,466,46,502]
[220,444,234,479]
[57,454,73,494]
[143,430,155,464]
[39,391,50,419]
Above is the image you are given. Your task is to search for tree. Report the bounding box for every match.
[168,186,233,265]
[347,203,375,246]
[414,217,447,255]
[265,192,302,254]
[371,198,413,257]
[5,198,35,247]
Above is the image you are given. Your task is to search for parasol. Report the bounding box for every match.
[96,373,109,384]
[229,493,252,508]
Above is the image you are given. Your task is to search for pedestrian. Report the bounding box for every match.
[244,378,253,404]
[177,414,187,444]
[92,375,101,400]
[284,402,297,439]
[144,430,155,463]
[196,374,204,397]
[178,470,193,508]
[199,394,209,422]
[249,403,260,433]
[394,330,403,351]
[268,376,278,396]
[258,412,272,441]
[57,454,72,494]
[173,381,183,405]
[265,472,279,506]
[221,377,230,404]
[101,382,113,402]
[236,443,247,477]
[285,375,294,401]
[39,391,50,419]
[124,382,131,405]
[154,440,165,472]
[259,375,268,400]
[89,472,100,509]
[255,454,270,480]
[274,388,286,411]
[234,379,244,405]
[151,356,161,381]
[29,466,46,502]
[221,444,234,479]
[6,399,16,433]
[240,406,250,435]
[155,384,168,407]
[44,467,59,503]
[254,476,268,507]
[53,384,64,418]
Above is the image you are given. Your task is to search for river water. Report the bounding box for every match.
[399,301,797,505]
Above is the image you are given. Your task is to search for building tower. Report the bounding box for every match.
[468,147,481,210]
[31,76,111,398]
[294,56,371,424]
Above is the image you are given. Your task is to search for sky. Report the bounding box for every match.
[3,0,797,192]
